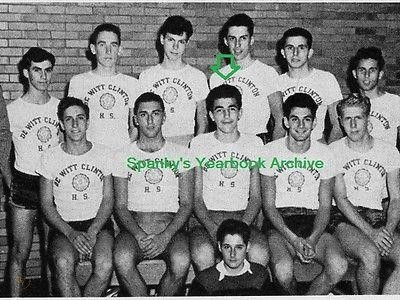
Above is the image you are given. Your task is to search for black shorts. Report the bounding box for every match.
[327,206,386,233]
[9,169,40,210]
[263,207,318,238]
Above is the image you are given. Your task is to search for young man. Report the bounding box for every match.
[261,93,348,295]
[38,97,114,297]
[68,23,141,150]
[330,94,400,294]
[350,47,400,146]
[190,84,269,272]
[210,13,285,143]
[277,27,343,144]
[139,15,209,147]
[7,47,60,297]
[189,219,273,296]
[113,92,194,296]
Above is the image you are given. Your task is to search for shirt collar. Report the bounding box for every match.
[216,259,253,281]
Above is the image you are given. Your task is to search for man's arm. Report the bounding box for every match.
[193,166,218,240]
[87,175,114,245]
[268,91,285,140]
[327,101,343,144]
[128,108,138,142]
[195,100,208,136]
[142,168,194,258]
[0,88,12,188]
[242,168,262,225]
[40,176,91,255]
[385,169,400,234]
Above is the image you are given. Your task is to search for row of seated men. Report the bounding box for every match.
[0,13,399,297]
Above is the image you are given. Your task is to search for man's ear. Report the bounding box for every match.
[117,45,123,57]
[90,43,96,55]
[160,34,165,46]
[59,121,65,131]
[280,48,286,59]
[352,69,357,79]
[209,110,215,122]
[283,116,289,129]
[224,37,228,47]
[133,115,138,126]
[378,70,384,81]
[246,242,251,253]
[218,242,222,253]
[238,108,243,121]
[250,36,255,46]
[23,69,29,79]
[307,48,314,60]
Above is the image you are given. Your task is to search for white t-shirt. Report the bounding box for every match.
[368,92,400,146]
[190,132,263,211]
[7,97,60,175]
[330,137,400,210]
[113,141,193,212]
[37,143,112,222]
[139,64,209,137]
[260,138,337,209]
[277,68,342,140]
[210,60,279,135]
[68,71,141,150]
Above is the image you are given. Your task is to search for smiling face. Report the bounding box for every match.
[284,106,316,142]
[218,233,248,274]
[134,101,165,139]
[340,105,369,142]
[209,97,242,134]
[61,105,89,142]
[90,30,121,68]
[160,32,188,62]
[281,35,313,70]
[353,58,383,92]
[224,26,254,61]
[23,60,53,92]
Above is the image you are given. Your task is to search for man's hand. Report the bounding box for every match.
[141,232,170,259]
[293,237,315,263]
[369,227,394,256]
[135,231,152,252]
[67,230,92,255]
[86,228,98,249]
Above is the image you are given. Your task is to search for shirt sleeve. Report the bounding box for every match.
[68,75,82,99]
[112,149,129,178]
[319,147,339,179]
[37,151,54,179]
[126,76,142,108]
[325,72,342,105]
[264,66,280,96]
[195,71,209,102]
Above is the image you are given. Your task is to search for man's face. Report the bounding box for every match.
[284,107,316,142]
[23,60,53,92]
[90,30,121,68]
[340,106,369,142]
[281,36,313,70]
[218,234,248,273]
[209,97,242,134]
[134,101,165,138]
[61,105,89,142]
[352,58,383,92]
[224,26,253,61]
[160,32,188,62]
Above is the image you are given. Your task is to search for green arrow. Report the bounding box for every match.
[210,53,240,80]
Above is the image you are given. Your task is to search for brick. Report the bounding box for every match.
[66,6,92,15]
[105,15,131,24]
[37,40,66,48]
[49,14,77,23]
[93,6,120,15]
[0,22,7,30]
[0,13,22,22]
[8,22,36,30]
[118,6,145,15]
[22,13,50,22]
[76,15,104,23]
[0,47,22,56]
[37,23,65,31]
[38,5,65,14]
[22,31,51,39]
[66,23,92,32]
[51,31,78,39]
[355,27,377,35]
[9,4,36,13]
[8,39,37,47]
[0,5,7,12]
[66,40,87,48]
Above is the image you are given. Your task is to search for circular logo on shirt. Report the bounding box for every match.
[72,173,90,192]
[37,126,52,143]
[288,171,305,188]
[234,85,243,95]
[367,121,373,133]
[355,168,371,186]
[99,93,116,110]
[145,168,163,184]
[221,167,238,179]
[162,86,178,104]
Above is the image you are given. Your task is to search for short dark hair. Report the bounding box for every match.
[217,219,251,245]
[352,47,385,71]
[133,92,165,115]
[159,15,193,40]
[283,93,318,120]
[206,84,242,113]
[89,23,121,46]
[281,27,313,49]
[336,93,371,118]
[19,47,55,70]
[57,97,90,121]
[221,13,254,38]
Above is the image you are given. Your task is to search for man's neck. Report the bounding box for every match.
[62,139,91,155]
[360,87,384,100]
[93,65,118,76]
[224,262,245,276]
[214,130,240,143]
[288,65,312,79]
[161,57,186,70]
[23,88,50,104]
[346,134,374,152]
[236,55,254,70]
[286,136,311,154]
[137,135,165,153]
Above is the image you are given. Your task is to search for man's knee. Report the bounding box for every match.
[94,255,113,279]
[190,241,214,268]
[53,251,75,274]
[169,250,191,278]
[113,245,137,273]
[358,245,380,271]
[248,231,269,265]
[325,254,348,284]
[273,258,294,283]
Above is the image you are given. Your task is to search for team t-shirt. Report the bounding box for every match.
[113,141,193,212]
[37,143,112,222]
[139,64,209,137]
[210,60,279,135]
[68,71,141,150]
[277,68,342,140]
[368,92,400,146]
[330,138,400,210]
[260,138,337,209]
[7,97,60,175]
[190,132,263,211]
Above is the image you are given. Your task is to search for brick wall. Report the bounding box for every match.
[1,1,400,282]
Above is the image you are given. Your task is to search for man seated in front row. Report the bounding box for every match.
[260,93,348,295]
[189,219,274,296]
[190,84,269,272]
[113,92,194,296]
[39,97,114,296]
[330,94,400,294]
